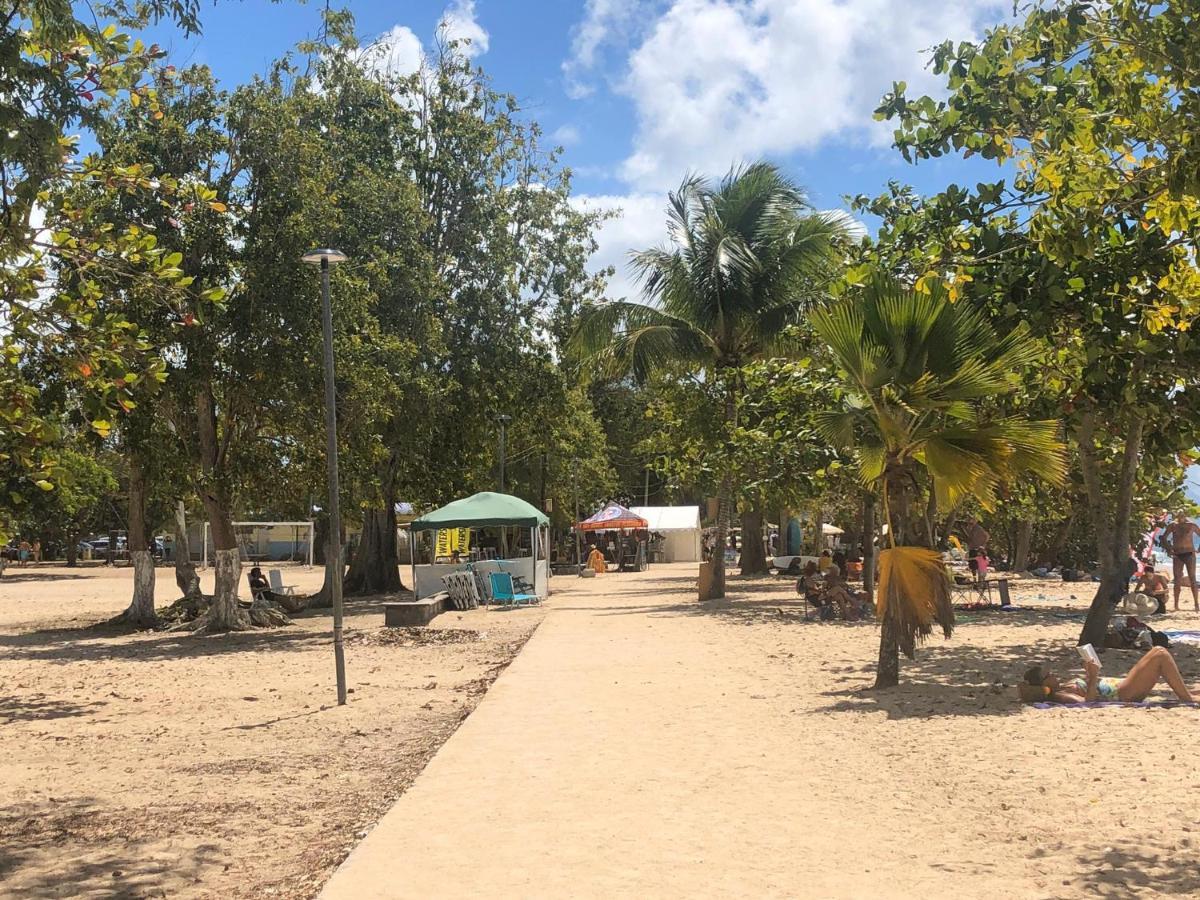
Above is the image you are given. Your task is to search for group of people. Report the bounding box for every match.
[796,557,871,621]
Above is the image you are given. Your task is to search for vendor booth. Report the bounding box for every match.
[576,502,649,572]
[409,492,550,600]
[632,506,702,562]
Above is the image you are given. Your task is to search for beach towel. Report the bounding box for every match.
[1032,700,1200,709]
[1161,630,1200,645]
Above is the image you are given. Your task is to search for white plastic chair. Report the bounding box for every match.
[268,568,296,597]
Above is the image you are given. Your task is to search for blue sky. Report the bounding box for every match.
[137,0,1020,300]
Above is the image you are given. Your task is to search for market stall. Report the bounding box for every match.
[409,492,550,600]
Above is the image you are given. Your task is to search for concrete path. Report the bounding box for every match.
[319,564,1021,899]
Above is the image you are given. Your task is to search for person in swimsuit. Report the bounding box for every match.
[1024,646,1196,704]
[1164,512,1200,611]
[1134,563,1170,615]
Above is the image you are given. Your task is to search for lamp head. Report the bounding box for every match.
[301,248,348,266]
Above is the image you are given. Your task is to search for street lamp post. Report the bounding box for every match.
[496,414,512,492]
[302,247,348,706]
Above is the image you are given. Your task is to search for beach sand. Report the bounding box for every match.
[3,562,1200,898]
[0,562,544,898]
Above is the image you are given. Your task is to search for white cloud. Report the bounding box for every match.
[565,0,1006,191]
[358,24,425,78]
[439,0,490,57]
[551,124,582,147]
[573,193,668,302]
[562,0,648,98]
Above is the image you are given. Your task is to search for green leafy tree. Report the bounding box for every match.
[2,1,209,503]
[870,0,1200,645]
[573,162,849,598]
[813,273,1065,687]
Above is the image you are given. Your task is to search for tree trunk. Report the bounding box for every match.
[712,479,730,599]
[1012,520,1034,572]
[874,476,902,688]
[308,523,344,610]
[738,505,769,576]
[708,379,737,600]
[344,505,405,594]
[1078,412,1144,647]
[1035,515,1074,568]
[66,530,79,567]
[173,500,201,600]
[875,602,901,688]
[117,455,157,627]
[863,492,876,596]
[195,386,249,632]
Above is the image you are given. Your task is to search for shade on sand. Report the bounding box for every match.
[577,502,649,531]
[411,492,549,531]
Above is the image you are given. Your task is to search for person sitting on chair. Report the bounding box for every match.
[1023,646,1196,704]
[797,561,823,610]
[247,566,273,605]
[821,565,856,620]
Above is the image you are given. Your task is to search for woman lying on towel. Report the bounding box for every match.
[1023,646,1195,704]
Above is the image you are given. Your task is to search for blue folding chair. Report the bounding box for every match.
[488,572,539,607]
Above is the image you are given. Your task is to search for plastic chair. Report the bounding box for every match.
[268,569,296,597]
[488,572,538,607]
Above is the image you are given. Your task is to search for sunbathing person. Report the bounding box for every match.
[1024,646,1196,704]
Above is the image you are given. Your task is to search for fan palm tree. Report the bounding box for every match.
[812,273,1065,687]
[571,162,851,598]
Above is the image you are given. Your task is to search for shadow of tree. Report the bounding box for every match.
[1074,845,1200,896]
[0,594,391,664]
[0,573,91,583]
[0,693,106,725]
[0,797,224,898]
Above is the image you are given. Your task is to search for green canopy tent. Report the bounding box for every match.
[409,492,551,599]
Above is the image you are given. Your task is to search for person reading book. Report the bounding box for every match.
[1024,646,1196,704]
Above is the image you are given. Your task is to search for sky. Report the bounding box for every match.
[137,0,1018,301]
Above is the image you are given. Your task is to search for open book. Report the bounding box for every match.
[1077,643,1101,668]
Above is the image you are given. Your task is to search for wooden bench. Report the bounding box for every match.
[383,594,447,627]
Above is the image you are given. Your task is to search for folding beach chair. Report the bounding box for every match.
[441,572,481,610]
[268,568,296,598]
[488,572,538,607]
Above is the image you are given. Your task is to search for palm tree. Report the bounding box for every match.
[812,273,1065,687]
[572,163,850,598]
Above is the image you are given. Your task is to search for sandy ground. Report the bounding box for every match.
[0,562,545,898]
[321,564,1200,900]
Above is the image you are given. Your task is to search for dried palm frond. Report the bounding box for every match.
[876,546,954,659]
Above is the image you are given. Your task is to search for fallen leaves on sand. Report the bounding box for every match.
[346,627,483,647]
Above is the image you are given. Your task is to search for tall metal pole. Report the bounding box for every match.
[572,457,580,564]
[644,468,650,506]
[319,257,347,706]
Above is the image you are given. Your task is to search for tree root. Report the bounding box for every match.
[155,595,293,631]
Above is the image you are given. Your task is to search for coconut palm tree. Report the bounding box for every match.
[812,273,1065,687]
[571,162,850,598]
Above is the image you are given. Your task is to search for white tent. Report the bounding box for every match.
[632,506,702,563]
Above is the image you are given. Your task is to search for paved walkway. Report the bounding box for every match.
[320,564,1016,899]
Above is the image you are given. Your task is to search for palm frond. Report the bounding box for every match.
[876,546,954,659]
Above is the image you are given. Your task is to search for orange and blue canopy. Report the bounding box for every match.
[577,502,649,531]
